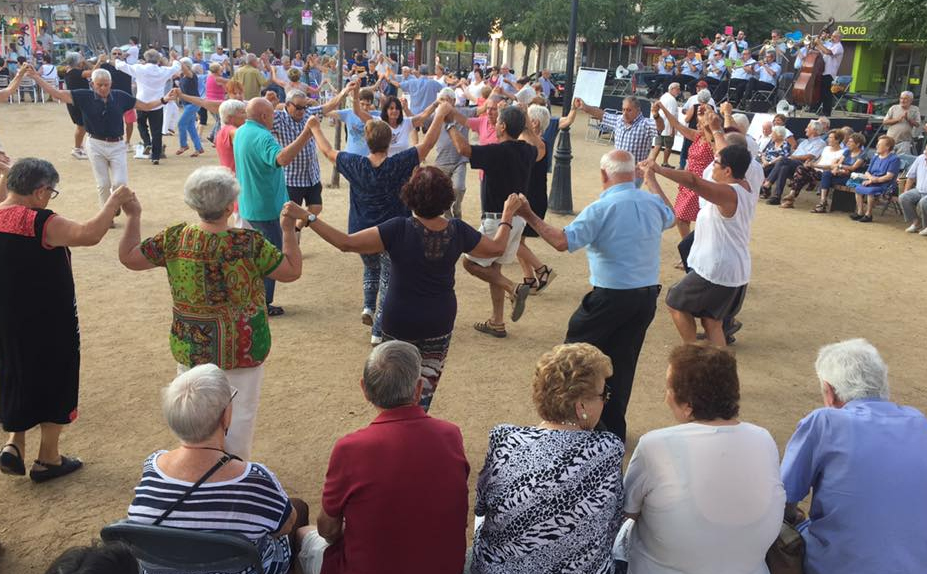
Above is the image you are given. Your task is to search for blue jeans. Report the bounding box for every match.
[178,104,203,151]
[248,219,283,305]
[359,252,390,337]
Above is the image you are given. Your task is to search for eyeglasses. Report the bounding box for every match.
[228,387,239,407]
[47,187,60,199]
[599,385,612,403]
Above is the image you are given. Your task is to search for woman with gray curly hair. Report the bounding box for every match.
[127,364,308,574]
[117,166,308,459]
[470,343,624,574]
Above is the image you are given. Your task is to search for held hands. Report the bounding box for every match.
[639,159,659,183]
[436,101,455,119]
[502,194,523,218]
[306,114,321,130]
[720,101,734,116]
[122,196,142,218]
[167,87,181,101]
[281,201,310,223]
[706,108,723,132]
[108,185,137,209]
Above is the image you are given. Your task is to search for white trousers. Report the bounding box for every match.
[162,101,180,133]
[297,530,331,574]
[176,363,265,460]
[85,138,129,207]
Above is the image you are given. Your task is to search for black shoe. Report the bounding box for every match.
[267,304,285,317]
[849,213,863,220]
[151,160,159,165]
[29,455,83,483]
[726,335,737,345]
[0,444,25,476]
[858,215,872,223]
[725,319,743,338]
[766,196,781,205]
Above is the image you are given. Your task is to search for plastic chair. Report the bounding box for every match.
[18,76,39,103]
[100,519,265,574]
[878,153,916,216]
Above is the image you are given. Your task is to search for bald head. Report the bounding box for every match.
[600,150,635,186]
[247,97,275,129]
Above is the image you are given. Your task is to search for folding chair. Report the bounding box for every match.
[587,108,618,144]
[747,73,792,112]
[879,153,916,216]
[100,519,265,574]
[18,76,39,103]
[816,75,852,114]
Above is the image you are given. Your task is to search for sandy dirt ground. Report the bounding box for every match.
[0,102,924,572]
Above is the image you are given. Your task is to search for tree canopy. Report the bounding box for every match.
[855,0,927,45]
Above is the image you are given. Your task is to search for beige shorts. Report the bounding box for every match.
[464,214,526,267]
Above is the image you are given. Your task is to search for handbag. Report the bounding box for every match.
[765,516,805,574]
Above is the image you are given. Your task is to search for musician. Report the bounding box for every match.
[768,30,789,65]
[708,34,728,59]
[793,44,809,72]
[672,47,704,94]
[816,31,844,116]
[704,50,728,96]
[727,31,749,60]
[647,48,676,98]
[727,49,757,107]
[742,50,781,108]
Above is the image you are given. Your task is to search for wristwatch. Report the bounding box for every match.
[304,213,318,226]
[444,122,457,132]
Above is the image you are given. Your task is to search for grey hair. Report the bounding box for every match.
[668,82,680,91]
[772,125,788,138]
[527,104,551,133]
[143,49,161,64]
[623,96,642,111]
[437,87,456,101]
[64,51,83,68]
[90,68,112,83]
[515,86,535,105]
[600,150,635,179]
[193,64,204,75]
[817,116,831,129]
[732,113,750,134]
[162,364,233,444]
[219,99,246,123]
[900,91,914,100]
[697,89,712,104]
[362,341,422,409]
[807,120,824,135]
[180,57,194,67]
[815,338,890,402]
[183,166,240,222]
[6,157,59,196]
[286,89,307,102]
[724,132,748,148]
[247,53,259,66]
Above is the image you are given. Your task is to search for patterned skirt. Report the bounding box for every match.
[381,331,453,412]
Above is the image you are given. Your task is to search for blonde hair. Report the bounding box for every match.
[533,343,613,423]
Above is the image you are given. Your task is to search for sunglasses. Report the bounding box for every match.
[290,103,308,110]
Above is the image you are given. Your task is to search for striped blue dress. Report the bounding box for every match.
[127,451,293,574]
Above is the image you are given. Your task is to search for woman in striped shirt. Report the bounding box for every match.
[126,364,308,574]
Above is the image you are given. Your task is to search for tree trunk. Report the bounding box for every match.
[522,44,531,76]
[426,36,438,72]
[539,41,547,70]
[329,1,344,188]
[138,0,150,48]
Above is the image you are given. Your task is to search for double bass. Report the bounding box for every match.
[792,18,836,106]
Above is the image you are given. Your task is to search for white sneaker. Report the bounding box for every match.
[920,228,927,236]
[370,335,382,346]
[361,308,374,326]
[71,148,87,160]
[905,224,919,233]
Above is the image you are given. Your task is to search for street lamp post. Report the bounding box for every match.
[548,0,579,215]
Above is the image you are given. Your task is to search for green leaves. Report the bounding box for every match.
[855,0,927,45]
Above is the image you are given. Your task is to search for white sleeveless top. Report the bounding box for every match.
[687,182,756,287]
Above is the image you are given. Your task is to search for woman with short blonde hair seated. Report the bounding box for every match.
[126,364,308,574]
[624,344,784,574]
[471,343,624,574]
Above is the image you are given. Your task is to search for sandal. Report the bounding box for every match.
[534,266,557,294]
[522,277,539,296]
[780,198,795,209]
[175,146,189,156]
[267,305,285,317]
[1,444,25,476]
[474,320,507,338]
[810,203,827,213]
[509,283,531,322]
[29,455,83,483]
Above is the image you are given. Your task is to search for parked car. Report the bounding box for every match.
[528,71,568,104]
[52,40,96,63]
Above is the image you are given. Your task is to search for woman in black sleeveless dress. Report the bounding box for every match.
[0,158,130,482]
[516,104,557,294]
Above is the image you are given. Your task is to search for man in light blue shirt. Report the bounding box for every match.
[673,47,704,93]
[516,149,674,442]
[743,50,781,106]
[727,30,749,60]
[765,119,826,204]
[728,49,757,106]
[397,67,445,114]
[647,47,677,97]
[782,338,927,574]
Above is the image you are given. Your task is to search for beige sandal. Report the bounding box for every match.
[474,320,507,338]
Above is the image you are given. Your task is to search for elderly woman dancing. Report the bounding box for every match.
[118,166,307,459]
[304,166,521,410]
[127,364,309,574]
[470,343,624,574]
[0,158,134,481]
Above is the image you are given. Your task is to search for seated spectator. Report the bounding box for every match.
[851,135,900,223]
[44,542,139,574]
[781,129,846,208]
[470,343,623,574]
[771,114,799,148]
[900,145,927,234]
[297,341,469,574]
[811,132,867,213]
[624,344,784,574]
[127,364,308,574]
[761,119,826,204]
[759,125,791,176]
[781,338,927,574]
[755,120,773,157]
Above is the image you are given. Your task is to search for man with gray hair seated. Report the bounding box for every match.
[781,338,927,574]
[295,340,469,574]
[762,118,827,204]
[515,149,675,442]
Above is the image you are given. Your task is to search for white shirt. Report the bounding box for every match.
[687,179,758,287]
[468,81,485,101]
[115,59,181,109]
[387,117,415,157]
[906,154,927,193]
[746,134,759,157]
[682,95,716,112]
[817,146,844,169]
[756,134,771,156]
[39,63,58,83]
[126,45,139,65]
[210,52,229,64]
[702,159,764,210]
[658,92,679,137]
[624,422,785,574]
[823,40,844,77]
[454,86,468,107]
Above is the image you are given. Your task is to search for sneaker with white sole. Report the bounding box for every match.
[905,224,919,233]
[370,335,382,346]
[361,308,374,326]
[71,148,87,160]
[920,228,927,236]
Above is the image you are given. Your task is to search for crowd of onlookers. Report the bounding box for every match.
[33,338,927,574]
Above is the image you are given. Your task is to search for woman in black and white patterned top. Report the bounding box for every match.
[471,343,625,574]
[126,364,308,574]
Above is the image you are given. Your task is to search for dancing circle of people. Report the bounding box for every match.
[1,45,927,574]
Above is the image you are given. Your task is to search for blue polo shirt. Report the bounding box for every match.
[233,120,289,222]
[71,89,136,138]
[398,77,444,114]
[564,182,675,289]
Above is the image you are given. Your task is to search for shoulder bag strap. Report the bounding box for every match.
[153,452,243,526]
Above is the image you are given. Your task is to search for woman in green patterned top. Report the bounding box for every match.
[118,166,308,459]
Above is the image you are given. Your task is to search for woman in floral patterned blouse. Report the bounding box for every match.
[118,166,307,459]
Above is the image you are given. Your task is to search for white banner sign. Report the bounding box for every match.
[573,67,608,108]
